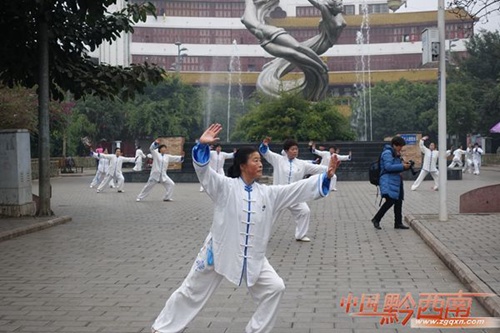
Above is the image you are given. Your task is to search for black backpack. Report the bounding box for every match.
[369,152,383,186]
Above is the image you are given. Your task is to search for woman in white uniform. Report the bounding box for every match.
[90,148,110,188]
[411,136,449,191]
[447,145,466,169]
[136,140,184,202]
[199,144,235,192]
[472,143,484,175]
[133,146,147,171]
[259,138,327,242]
[151,124,338,333]
[309,142,351,191]
[95,148,135,193]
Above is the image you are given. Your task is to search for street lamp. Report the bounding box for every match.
[387,0,407,12]
[172,41,188,72]
[392,0,448,221]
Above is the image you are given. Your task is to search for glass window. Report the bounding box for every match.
[344,5,355,15]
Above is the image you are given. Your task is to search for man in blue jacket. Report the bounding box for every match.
[371,136,411,230]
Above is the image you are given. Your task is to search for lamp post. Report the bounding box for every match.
[391,0,448,221]
[437,0,448,221]
[173,41,188,72]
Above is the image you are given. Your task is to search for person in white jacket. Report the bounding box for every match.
[259,137,327,242]
[136,140,184,202]
[132,146,147,171]
[309,141,351,191]
[411,136,445,191]
[151,123,338,333]
[199,144,235,192]
[472,143,484,175]
[447,145,466,169]
[90,148,110,188]
[462,144,473,174]
[95,148,136,193]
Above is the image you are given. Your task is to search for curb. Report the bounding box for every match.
[0,216,72,242]
[406,214,500,318]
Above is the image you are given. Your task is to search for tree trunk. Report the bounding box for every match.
[37,2,52,216]
[62,131,67,158]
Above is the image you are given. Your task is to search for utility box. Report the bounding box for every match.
[0,129,35,216]
[422,27,440,65]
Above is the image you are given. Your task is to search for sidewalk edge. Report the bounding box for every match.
[406,214,500,318]
[0,216,72,242]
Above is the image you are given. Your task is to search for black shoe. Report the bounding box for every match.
[371,218,381,230]
[394,224,409,229]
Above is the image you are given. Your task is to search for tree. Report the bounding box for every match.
[232,93,354,142]
[420,82,479,145]
[450,31,500,136]
[0,85,38,133]
[370,80,437,140]
[0,0,165,215]
[449,1,500,23]
[125,76,203,141]
[71,95,127,145]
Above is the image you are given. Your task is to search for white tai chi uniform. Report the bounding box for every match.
[136,142,183,201]
[151,143,331,333]
[448,148,466,168]
[462,147,473,174]
[96,153,135,192]
[472,146,484,175]
[90,154,110,188]
[311,149,350,191]
[259,144,326,240]
[200,150,234,191]
[132,148,147,171]
[411,139,442,191]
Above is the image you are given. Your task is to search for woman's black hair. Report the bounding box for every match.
[227,146,258,178]
[283,138,298,151]
[158,144,167,152]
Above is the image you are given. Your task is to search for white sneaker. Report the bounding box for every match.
[411,186,417,191]
[136,198,141,202]
[296,236,311,242]
[331,188,337,191]
[96,190,101,193]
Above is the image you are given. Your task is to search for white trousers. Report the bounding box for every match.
[411,170,439,190]
[287,202,310,240]
[463,158,473,174]
[152,239,285,333]
[137,176,175,201]
[473,160,481,175]
[330,174,338,190]
[448,158,463,168]
[90,170,106,188]
[97,173,124,192]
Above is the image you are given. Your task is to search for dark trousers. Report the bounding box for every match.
[373,197,403,226]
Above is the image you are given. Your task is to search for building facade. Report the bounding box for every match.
[93,0,474,95]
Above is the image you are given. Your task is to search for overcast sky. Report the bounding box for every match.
[395,0,500,32]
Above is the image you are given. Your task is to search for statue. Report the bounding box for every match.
[241,0,346,101]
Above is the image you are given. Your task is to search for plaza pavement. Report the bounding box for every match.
[0,166,499,333]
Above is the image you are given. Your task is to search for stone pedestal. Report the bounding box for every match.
[0,129,35,217]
